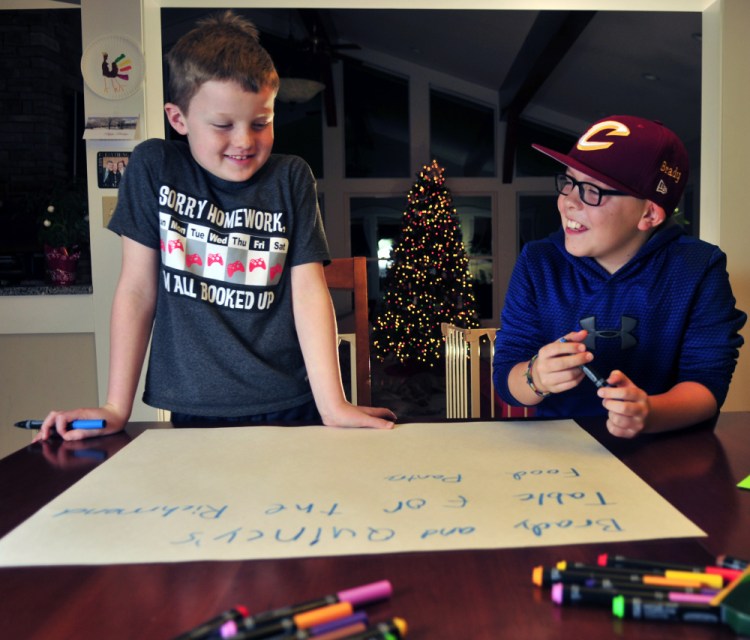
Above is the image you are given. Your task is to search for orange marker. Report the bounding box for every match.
[533,565,707,591]
[643,575,704,589]
[296,602,354,629]
[233,601,353,640]
[555,561,723,589]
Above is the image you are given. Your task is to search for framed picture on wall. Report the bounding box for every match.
[97,151,131,189]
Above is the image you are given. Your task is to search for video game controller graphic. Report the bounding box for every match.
[248,257,267,272]
[227,260,245,277]
[269,263,282,280]
[186,253,203,267]
[168,239,184,254]
[207,253,224,267]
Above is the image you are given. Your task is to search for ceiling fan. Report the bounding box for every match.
[272,9,361,126]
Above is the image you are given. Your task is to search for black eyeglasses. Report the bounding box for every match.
[555,173,629,207]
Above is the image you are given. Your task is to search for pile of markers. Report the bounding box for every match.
[532,553,750,634]
[173,579,406,640]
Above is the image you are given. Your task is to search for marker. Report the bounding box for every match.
[15,419,106,430]
[332,618,407,640]
[311,622,369,640]
[230,602,353,640]
[305,612,369,639]
[552,583,648,607]
[669,592,719,605]
[558,338,612,388]
[582,576,715,595]
[551,582,716,607]
[581,363,613,388]
[598,553,742,583]
[220,580,391,638]
[556,561,724,589]
[612,595,723,624]
[716,555,749,570]
[558,560,654,575]
[280,612,370,640]
[172,606,249,640]
[533,566,706,590]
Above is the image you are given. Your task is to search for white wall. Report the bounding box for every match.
[0,334,98,457]
[81,0,151,418]
[703,0,750,409]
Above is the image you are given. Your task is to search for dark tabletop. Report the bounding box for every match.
[0,414,748,639]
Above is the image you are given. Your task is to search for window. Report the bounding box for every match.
[514,119,577,178]
[272,96,324,179]
[518,194,559,250]
[350,197,403,304]
[344,62,409,178]
[350,194,494,319]
[430,89,495,177]
[454,196,493,319]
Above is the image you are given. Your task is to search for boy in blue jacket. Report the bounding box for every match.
[493,115,745,438]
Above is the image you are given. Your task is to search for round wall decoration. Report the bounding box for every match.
[81,35,145,100]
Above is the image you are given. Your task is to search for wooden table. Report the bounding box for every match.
[0,414,748,639]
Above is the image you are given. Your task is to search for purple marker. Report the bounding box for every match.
[220,580,392,638]
[305,611,369,636]
[551,583,715,608]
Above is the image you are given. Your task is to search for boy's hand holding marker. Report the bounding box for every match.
[527,331,603,397]
[530,331,652,438]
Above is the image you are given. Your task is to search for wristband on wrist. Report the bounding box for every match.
[524,353,551,398]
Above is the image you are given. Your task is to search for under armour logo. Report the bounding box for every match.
[580,316,637,350]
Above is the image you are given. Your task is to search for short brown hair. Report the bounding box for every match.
[166,10,279,112]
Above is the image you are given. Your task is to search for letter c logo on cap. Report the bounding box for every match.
[577,120,630,152]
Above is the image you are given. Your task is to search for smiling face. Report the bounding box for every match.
[558,168,666,274]
[164,79,276,183]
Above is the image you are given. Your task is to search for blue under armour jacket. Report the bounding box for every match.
[493,223,746,418]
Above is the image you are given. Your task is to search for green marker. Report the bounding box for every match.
[613,586,750,635]
[612,594,721,623]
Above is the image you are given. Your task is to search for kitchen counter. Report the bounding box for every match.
[0,282,92,296]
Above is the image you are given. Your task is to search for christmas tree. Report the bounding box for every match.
[372,159,479,367]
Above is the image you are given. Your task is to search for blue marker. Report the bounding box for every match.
[580,363,613,389]
[559,337,613,388]
[14,419,106,430]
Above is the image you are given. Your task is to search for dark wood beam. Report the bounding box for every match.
[500,11,596,183]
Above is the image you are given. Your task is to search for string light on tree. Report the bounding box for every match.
[372,159,479,367]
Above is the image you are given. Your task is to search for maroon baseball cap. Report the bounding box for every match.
[533,115,689,213]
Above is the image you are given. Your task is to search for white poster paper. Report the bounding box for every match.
[0,421,705,566]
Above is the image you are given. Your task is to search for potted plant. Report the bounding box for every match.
[38,181,90,285]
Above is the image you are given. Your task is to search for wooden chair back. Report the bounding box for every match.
[324,257,372,406]
[441,323,532,419]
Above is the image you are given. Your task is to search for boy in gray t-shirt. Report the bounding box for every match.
[37,11,395,440]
